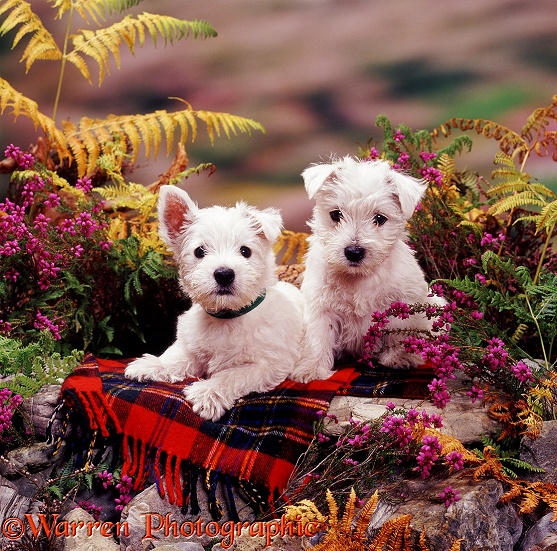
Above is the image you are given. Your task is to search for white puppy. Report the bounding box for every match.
[125,186,305,421]
[292,156,445,383]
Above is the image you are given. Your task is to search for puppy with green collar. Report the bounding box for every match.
[125,186,305,422]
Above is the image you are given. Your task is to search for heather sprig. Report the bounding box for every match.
[288,404,465,508]
[1,143,185,361]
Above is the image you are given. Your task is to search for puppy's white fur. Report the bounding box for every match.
[291,156,445,383]
[125,186,305,421]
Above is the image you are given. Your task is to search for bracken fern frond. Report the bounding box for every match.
[0,0,62,70]
[66,13,216,84]
[0,78,68,155]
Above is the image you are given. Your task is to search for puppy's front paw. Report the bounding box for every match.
[125,355,184,383]
[184,380,233,422]
[378,349,421,369]
[290,360,334,383]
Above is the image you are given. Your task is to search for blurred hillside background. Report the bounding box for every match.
[1,0,557,231]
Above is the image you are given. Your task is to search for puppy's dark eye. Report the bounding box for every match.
[194,246,205,259]
[373,214,387,226]
[240,246,252,258]
[330,210,343,223]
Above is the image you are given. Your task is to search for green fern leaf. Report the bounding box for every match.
[487,193,547,217]
[534,201,557,233]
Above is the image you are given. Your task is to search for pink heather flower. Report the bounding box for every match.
[470,311,483,320]
[5,268,19,282]
[510,361,534,383]
[475,273,486,284]
[76,177,93,194]
[482,337,509,371]
[0,389,23,434]
[390,301,411,319]
[466,386,484,404]
[428,378,451,409]
[97,470,113,489]
[317,432,330,443]
[419,166,443,186]
[437,485,461,507]
[0,240,20,257]
[419,151,437,162]
[58,218,77,236]
[114,494,132,511]
[44,193,61,209]
[393,129,405,142]
[71,244,84,258]
[77,500,102,521]
[344,458,359,466]
[381,415,412,448]
[445,451,464,470]
[420,411,443,429]
[5,144,21,159]
[34,310,61,340]
[429,283,445,298]
[415,434,442,479]
[463,258,477,266]
[75,212,98,238]
[385,401,396,411]
[367,147,380,160]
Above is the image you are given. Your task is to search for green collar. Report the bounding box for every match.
[205,291,266,319]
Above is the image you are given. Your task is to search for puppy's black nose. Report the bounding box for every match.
[344,246,366,263]
[214,267,235,286]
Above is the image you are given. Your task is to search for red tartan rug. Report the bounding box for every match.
[58,355,433,519]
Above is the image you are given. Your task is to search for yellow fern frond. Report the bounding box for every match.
[340,488,357,533]
[424,428,480,465]
[0,0,61,71]
[66,13,216,85]
[533,201,557,233]
[368,514,412,551]
[193,108,266,143]
[63,105,264,176]
[353,490,379,540]
[0,78,68,157]
[487,193,547,217]
[326,489,339,528]
[274,230,309,264]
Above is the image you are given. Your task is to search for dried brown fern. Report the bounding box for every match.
[501,479,557,520]
[286,489,461,551]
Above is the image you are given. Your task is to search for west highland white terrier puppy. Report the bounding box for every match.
[125,186,305,421]
[291,156,445,383]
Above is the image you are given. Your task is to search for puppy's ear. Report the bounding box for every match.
[388,171,427,219]
[302,163,337,199]
[158,186,198,247]
[245,205,283,243]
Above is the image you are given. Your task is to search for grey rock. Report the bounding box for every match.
[0,475,33,546]
[0,441,56,478]
[62,507,120,551]
[120,481,254,551]
[22,384,62,439]
[153,543,206,551]
[375,475,522,551]
[520,513,557,551]
[327,383,498,444]
[520,420,557,484]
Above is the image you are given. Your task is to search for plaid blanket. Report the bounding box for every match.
[58,356,433,519]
